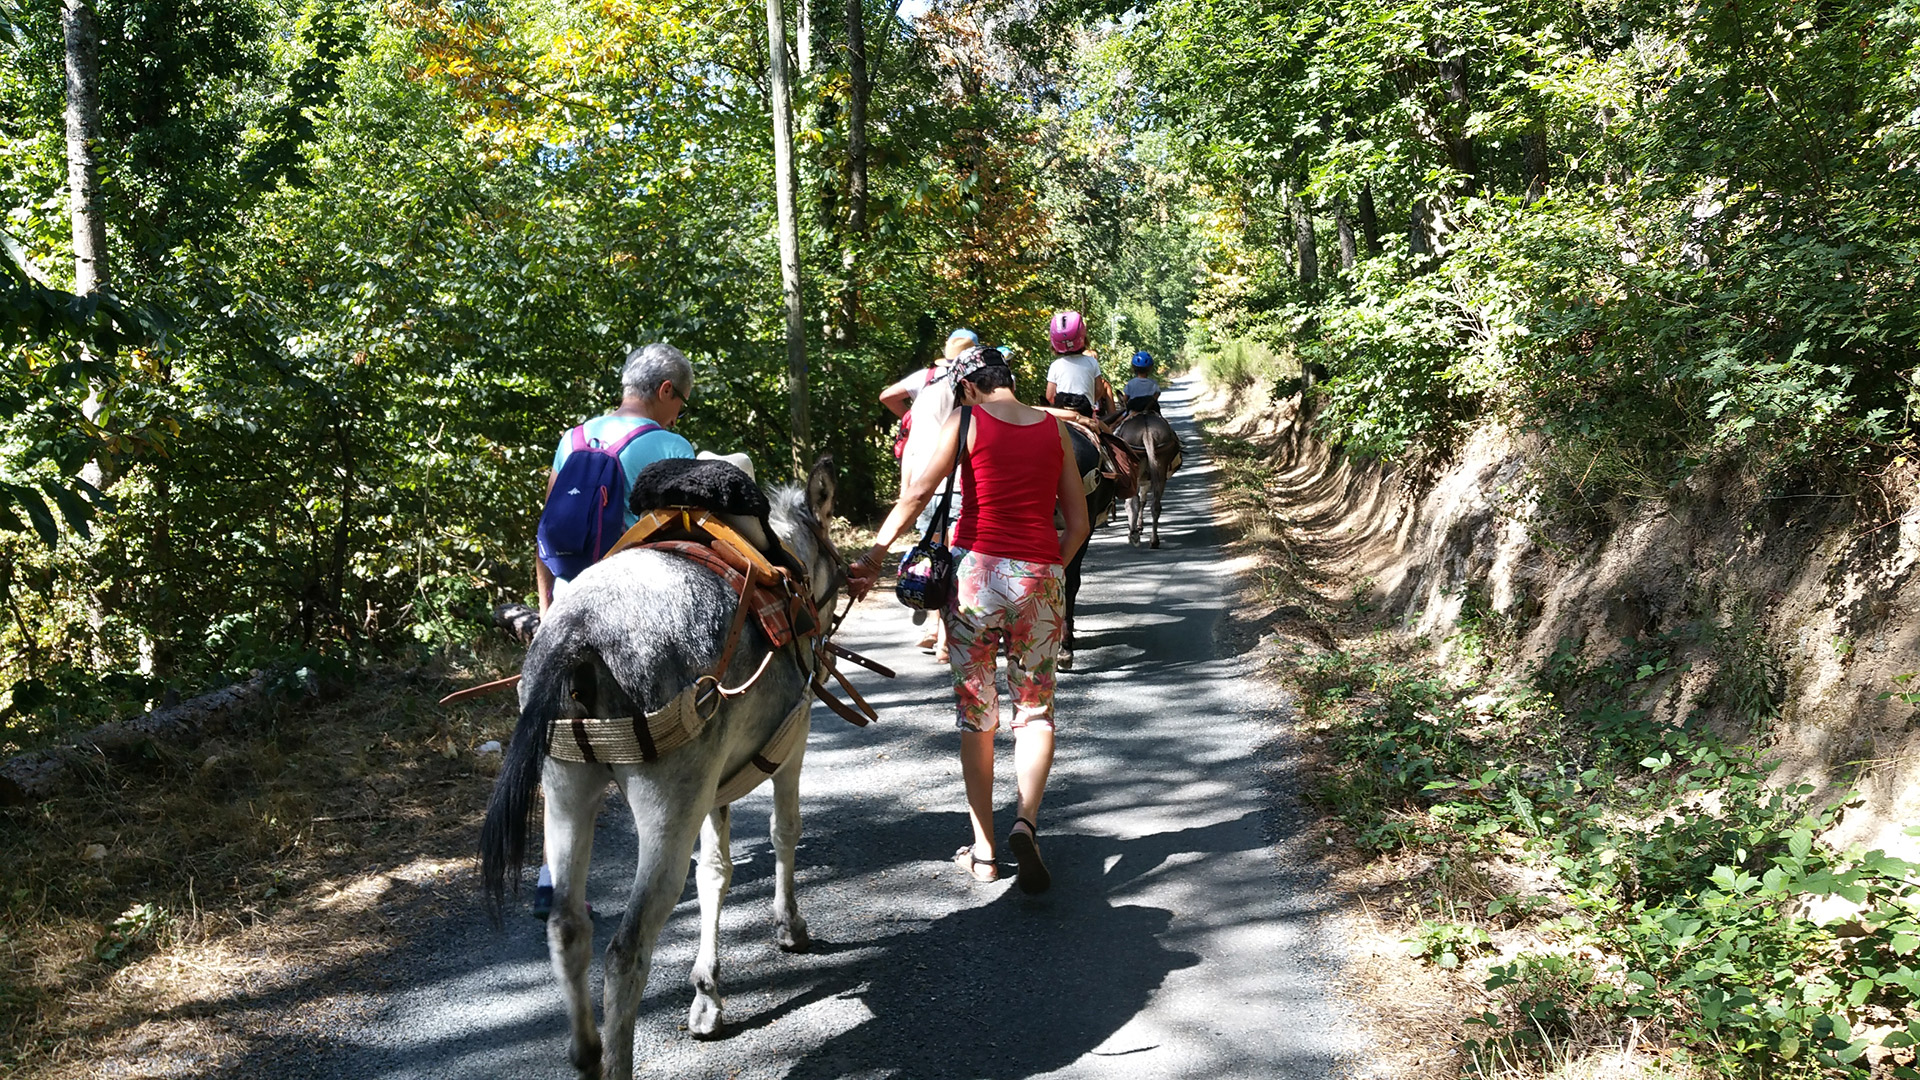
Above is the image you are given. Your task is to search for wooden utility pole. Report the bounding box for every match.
[766,0,811,476]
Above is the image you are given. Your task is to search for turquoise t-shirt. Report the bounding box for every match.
[551,414,696,530]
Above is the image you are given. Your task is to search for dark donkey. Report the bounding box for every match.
[1113,410,1182,549]
[1058,424,1117,669]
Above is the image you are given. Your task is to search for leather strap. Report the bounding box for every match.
[829,660,877,721]
[711,563,756,688]
[810,674,872,728]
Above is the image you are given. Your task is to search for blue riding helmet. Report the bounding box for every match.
[1131,350,1153,369]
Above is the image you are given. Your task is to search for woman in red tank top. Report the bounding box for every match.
[851,346,1091,894]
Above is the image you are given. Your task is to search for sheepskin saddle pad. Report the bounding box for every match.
[629,458,770,520]
[625,457,812,581]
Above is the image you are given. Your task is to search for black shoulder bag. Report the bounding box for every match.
[894,406,971,612]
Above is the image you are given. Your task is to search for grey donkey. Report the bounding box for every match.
[1114,411,1183,548]
[480,458,845,1080]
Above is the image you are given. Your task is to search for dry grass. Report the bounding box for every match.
[0,643,525,1078]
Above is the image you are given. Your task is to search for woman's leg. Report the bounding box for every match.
[946,548,1006,858]
[960,730,996,859]
[1004,561,1066,827]
[1012,726,1054,825]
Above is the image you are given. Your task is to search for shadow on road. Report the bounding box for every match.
[194,375,1348,1080]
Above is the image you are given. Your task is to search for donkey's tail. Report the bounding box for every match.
[479,638,568,927]
[1142,420,1165,481]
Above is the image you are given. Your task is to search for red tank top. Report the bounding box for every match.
[953,407,1065,565]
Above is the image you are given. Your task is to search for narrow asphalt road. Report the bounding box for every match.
[293,378,1355,1079]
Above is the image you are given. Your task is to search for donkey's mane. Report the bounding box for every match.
[765,484,811,532]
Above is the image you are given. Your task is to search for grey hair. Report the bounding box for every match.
[620,343,693,403]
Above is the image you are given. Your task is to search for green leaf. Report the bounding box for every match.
[13,486,56,546]
[40,480,94,540]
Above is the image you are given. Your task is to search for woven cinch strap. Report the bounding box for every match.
[546,678,719,765]
[709,693,811,807]
[546,692,811,809]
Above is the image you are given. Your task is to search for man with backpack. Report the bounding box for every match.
[534,343,697,615]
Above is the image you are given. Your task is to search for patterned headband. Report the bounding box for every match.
[948,345,1007,386]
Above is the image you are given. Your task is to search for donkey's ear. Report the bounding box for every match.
[805,454,837,521]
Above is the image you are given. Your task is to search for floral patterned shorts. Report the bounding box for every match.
[943,548,1066,733]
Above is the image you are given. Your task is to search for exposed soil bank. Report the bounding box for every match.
[1192,379,1920,859]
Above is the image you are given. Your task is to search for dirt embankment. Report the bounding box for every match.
[1193,378,1920,859]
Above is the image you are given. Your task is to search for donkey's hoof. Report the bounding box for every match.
[687,994,725,1039]
[568,1038,603,1078]
[1150,538,1160,549]
[776,918,812,953]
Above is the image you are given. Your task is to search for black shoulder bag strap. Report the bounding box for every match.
[923,406,972,545]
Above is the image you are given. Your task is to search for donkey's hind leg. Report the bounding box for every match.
[1150,471,1168,549]
[542,759,609,1078]
[1127,492,1144,546]
[769,740,811,953]
[687,804,732,1038]
[599,768,707,1080]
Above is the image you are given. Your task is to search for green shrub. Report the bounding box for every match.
[1301,631,1920,1078]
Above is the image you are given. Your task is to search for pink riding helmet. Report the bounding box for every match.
[1049,311,1087,354]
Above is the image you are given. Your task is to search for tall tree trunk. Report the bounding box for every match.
[328,415,355,640]
[1334,199,1357,272]
[797,0,813,74]
[839,0,868,348]
[1291,188,1318,293]
[1438,52,1479,195]
[1357,184,1381,255]
[766,0,811,476]
[64,0,115,505]
[62,0,106,298]
[1409,199,1432,271]
[1524,122,1549,206]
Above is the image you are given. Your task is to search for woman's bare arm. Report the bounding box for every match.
[849,410,966,597]
[878,370,921,418]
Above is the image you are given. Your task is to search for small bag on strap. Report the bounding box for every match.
[894,406,970,612]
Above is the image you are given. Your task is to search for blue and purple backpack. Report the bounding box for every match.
[536,420,658,580]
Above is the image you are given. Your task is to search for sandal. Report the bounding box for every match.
[953,845,1000,883]
[1007,818,1051,895]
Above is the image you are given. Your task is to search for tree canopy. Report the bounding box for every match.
[2,0,1915,749]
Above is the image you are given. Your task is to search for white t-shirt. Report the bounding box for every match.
[907,365,945,402]
[1123,376,1160,400]
[885,364,944,404]
[1046,353,1103,398]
